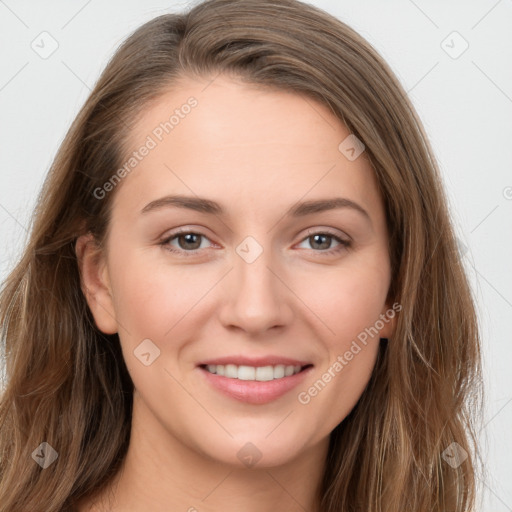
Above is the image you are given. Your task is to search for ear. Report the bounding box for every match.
[75,233,118,334]
[378,300,400,339]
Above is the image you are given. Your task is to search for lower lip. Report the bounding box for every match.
[198,365,313,405]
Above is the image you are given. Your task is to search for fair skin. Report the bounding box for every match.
[75,74,396,512]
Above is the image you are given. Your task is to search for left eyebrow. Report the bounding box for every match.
[140,194,372,225]
[288,197,371,223]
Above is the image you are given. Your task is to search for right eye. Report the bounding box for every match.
[160,230,214,256]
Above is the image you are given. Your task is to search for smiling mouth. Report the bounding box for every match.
[199,363,313,381]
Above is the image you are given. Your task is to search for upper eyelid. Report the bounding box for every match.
[304,227,350,241]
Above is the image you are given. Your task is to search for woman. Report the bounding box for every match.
[0,0,483,510]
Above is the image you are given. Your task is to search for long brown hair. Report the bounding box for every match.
[0,1,483,510]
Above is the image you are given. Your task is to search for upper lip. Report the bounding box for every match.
[198,356,313,367]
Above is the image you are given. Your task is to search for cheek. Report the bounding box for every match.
[108,246,212,342]
[295,257,390,349]
[293,262,389,426]
[290,266,389,439]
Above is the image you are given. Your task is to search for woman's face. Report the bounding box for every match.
[80,74,396,468]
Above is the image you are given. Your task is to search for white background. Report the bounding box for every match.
[0,1,511,510]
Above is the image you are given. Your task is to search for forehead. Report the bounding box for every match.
[114,74,383,223]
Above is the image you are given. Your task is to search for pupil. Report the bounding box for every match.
[180,233,201,250]
[312,234,330,250]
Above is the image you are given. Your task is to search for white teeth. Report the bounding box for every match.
[204,363,304,381]
[237,366,255,381]
[225,364,238,379]
[255,366,274,381]
[273,365,285,379]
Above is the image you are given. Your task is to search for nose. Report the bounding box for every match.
[217,239,293,336]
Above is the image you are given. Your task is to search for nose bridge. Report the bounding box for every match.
[219,233,291,333]
[235,234,275,289]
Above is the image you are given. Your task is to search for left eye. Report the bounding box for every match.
[296,232,349,253]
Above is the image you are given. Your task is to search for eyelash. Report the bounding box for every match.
[159,228,351,257]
